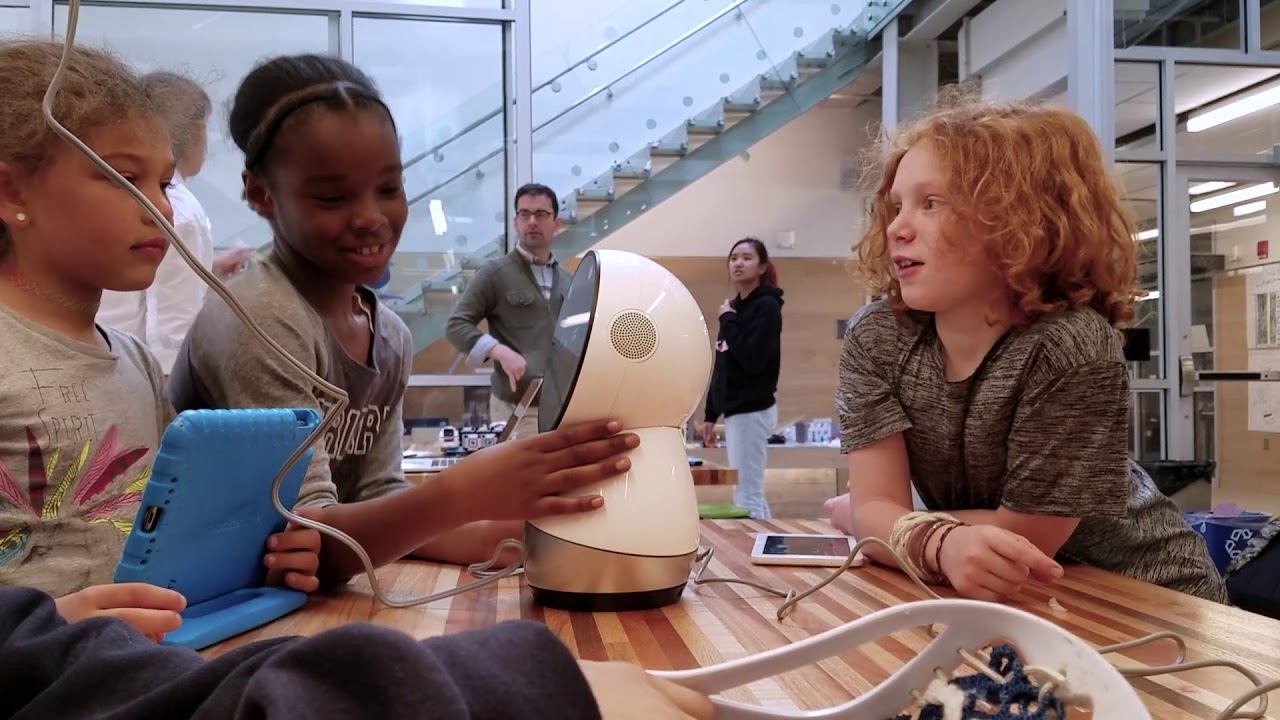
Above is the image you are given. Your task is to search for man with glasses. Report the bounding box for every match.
[447,183,570,439]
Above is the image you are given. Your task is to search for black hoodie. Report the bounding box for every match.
[704,284,784,423]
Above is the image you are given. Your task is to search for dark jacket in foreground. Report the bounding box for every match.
[705,284,784,423]
[0,588,601,719]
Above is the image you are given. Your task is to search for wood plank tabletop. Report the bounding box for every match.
[204,519,1280,718]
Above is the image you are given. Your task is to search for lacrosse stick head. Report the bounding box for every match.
[657,599,1151,720]
[883,600,1151,719]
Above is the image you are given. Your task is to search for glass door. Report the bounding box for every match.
[1171,164,1280,510]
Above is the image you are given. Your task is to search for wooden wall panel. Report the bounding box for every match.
[658,256,866,427]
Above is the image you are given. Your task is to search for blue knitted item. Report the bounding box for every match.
[890,644,1066,720]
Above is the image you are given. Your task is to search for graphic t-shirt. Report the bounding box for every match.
[0,304,170,597]
[168,254,412,508]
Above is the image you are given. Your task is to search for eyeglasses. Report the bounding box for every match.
[516,210,554,221]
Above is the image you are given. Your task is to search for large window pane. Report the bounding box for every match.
[1194,390,1216,462]
[1119,162,1163,380]
[1115,0,1243,50]
[353,15,506,362]
[1130,390,1164,461]
[54,3,333,251]
[1260,0,1280,50]
[1186,169,1278,491]
[1175,63,1280,160]
[355,16,505,257]
[1115,61,1160,153]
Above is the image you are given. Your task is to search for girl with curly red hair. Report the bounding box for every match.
[825,90,1226,603]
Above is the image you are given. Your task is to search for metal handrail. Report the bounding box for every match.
[401,0,691,172]
[406,0,752,209]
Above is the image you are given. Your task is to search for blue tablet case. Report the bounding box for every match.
[114,408,318,650]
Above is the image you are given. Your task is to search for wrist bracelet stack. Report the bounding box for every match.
[889,511,965,587]
[931,522,964,587]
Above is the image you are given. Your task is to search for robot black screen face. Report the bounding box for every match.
[539,251,600,433]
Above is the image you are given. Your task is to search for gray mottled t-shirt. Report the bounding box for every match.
[168,255,412,509]
[837,300,1226,602]
[0,305,171,597]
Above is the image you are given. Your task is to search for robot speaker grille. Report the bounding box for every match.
[609,311,658,361]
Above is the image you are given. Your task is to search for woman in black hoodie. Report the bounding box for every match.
[703,238,784,519]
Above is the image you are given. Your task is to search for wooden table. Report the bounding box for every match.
[206,519,1280,718]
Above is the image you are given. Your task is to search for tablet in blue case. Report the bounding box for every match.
[114,408,318,650]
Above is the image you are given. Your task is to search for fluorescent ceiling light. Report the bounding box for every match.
[1188,84,1280,132]
[1190,182,1278,213]
[1234,200,1267,217]
[1140,290,1160,302]
[1189,181,1236,195]
[1133,229,1159,241]
[428,199,448,235]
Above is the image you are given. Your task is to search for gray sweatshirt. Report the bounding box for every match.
[168,255,412,509]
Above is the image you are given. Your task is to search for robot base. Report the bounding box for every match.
[524,522,695,612]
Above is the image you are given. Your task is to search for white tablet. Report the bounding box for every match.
[750,533,864,568]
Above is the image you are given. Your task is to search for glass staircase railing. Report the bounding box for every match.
[381,0,789,305]
[400,0,696,180]
[386,0,904,355]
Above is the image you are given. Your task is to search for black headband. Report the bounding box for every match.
[243,80,396,171]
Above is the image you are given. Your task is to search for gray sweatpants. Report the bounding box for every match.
[725,405,776,519]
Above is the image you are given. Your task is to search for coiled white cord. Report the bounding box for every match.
[47,0,523,609]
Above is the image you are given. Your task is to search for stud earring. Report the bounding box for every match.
[14,212,26,223]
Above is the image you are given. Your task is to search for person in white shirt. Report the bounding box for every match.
[97,71,252,373]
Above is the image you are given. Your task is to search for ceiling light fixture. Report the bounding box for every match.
[1234,200,1267,217]
[1189,181,1236,195]
[1190,182,1278,213]
[1187,83,1280,133]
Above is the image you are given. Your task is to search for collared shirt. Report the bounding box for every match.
[514,244,556,301]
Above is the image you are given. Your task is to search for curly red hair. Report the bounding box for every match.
[856,87,1139,328]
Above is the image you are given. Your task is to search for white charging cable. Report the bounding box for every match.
[46,0,523,609]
